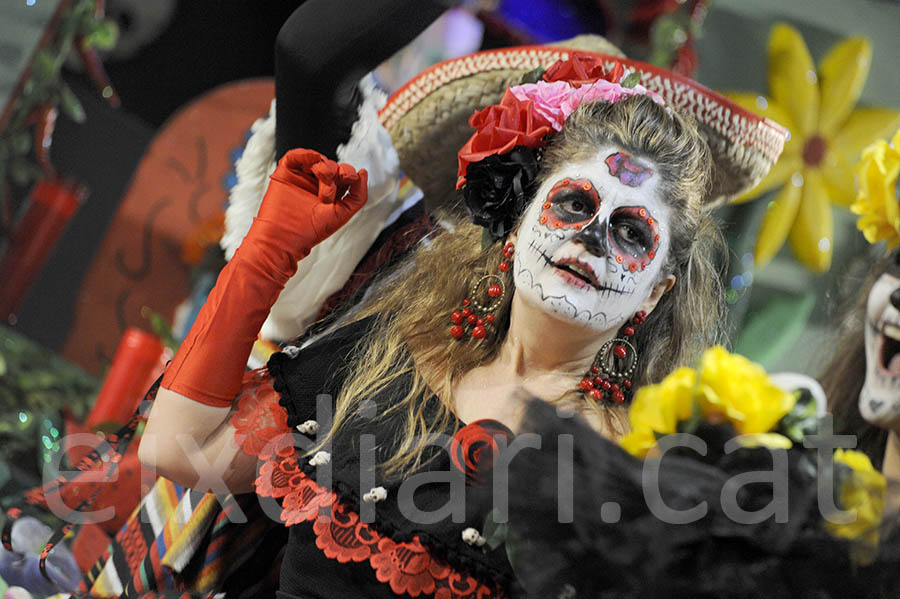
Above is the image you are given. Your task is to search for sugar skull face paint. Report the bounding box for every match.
[514,146,671,331]
[860,256,900,428]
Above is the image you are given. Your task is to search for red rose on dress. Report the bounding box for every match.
[456,89,554,189]
[542,51,625,88]
[450,419,515,487]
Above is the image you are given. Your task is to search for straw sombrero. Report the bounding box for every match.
[378,35,788,211]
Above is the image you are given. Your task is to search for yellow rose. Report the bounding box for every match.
[695,346,796,435]
[620,367,696,458]
[731,433,794,450]
[851,128,900,248]
[825,449,887,565]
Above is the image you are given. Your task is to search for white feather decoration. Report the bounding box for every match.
[220,99,277,261]
[221,75,403,342]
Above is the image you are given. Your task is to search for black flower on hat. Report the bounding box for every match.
[459,146,541,241]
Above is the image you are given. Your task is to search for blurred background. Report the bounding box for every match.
[0,1,899,593]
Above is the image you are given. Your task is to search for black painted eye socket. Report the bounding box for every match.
[610,216,650,252]
[552,190,596,222]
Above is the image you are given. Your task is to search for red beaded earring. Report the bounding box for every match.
[579,310,646,404]
[450,241,514,340]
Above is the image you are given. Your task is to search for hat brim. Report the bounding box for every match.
[379,44,787,211]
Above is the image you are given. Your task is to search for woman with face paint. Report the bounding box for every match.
[449,96,724,436]
[137,44,788,599]
[822,250,900,480]
[819,129,900,489]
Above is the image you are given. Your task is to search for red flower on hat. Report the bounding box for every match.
[450,419,515,486]
[456,53,630,189]
[456,89,554,189]
[542,51,625,88]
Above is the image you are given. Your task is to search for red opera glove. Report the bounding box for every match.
[162,149,368,406]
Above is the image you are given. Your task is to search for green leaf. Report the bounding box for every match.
[775,389,819,443]
[620,72,642,89]
[143,308,178,351]
[59,84,86,123]
[31,50,58,83]
[482,508,508,550]
[84,20,119,50]
[519,66,545,85]
[733,292,817,370]
[481,228,495,251]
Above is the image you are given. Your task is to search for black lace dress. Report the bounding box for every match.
[265,316,516,599]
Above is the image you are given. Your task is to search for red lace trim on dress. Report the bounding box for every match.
[232,374,500,598]
[231,368,289,457]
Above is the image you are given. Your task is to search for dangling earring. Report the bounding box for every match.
[449,241,514,340]
[579,310,647,404]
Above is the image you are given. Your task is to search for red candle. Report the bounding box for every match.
[86,328,164,428]
[0,178,85,321]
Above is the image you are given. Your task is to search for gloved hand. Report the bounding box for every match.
[254,148,369,266]
[161,149,368,406]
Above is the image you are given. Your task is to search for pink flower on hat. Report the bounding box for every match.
[507,80,573,131]
[509,79,665,134]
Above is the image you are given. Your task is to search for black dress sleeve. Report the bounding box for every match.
[267,315,377,428]
[273,0,451,160]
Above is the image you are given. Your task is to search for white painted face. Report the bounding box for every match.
[513,145,672,332]
[860,266,900,428]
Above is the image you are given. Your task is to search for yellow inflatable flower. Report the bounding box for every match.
[825,449,887,565]
[695,346,796,435]
[620,347,795,458]
[727,23,900,272]
[620,367,696,458]
[851,128,900,247]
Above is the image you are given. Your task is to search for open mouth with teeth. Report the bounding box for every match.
[541,252,626,294]
[878,321,900,376]
[555,257,602,287]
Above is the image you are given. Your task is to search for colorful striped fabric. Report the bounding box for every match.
[78,477,276,598]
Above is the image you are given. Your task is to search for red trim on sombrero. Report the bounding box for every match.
[378,45,788,163]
